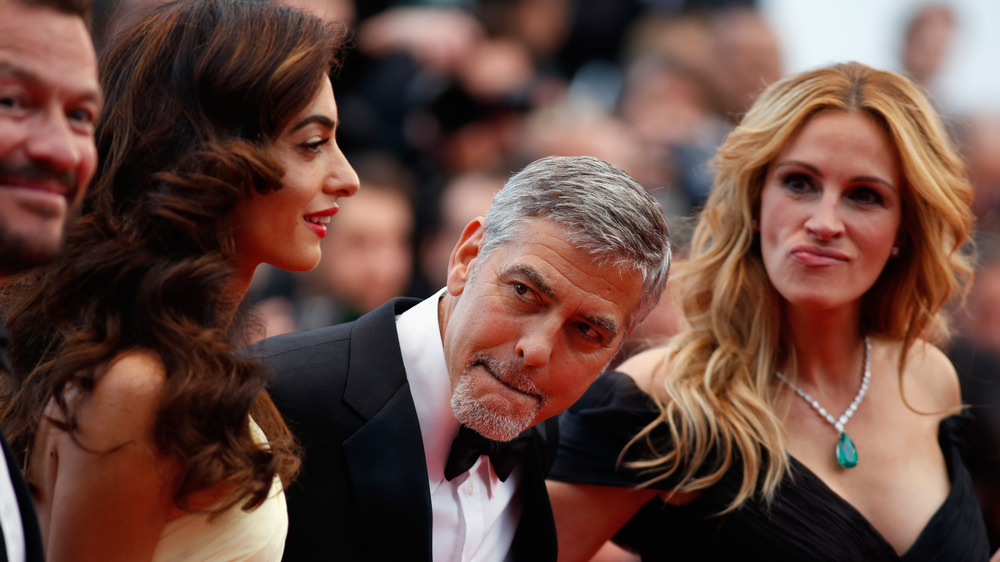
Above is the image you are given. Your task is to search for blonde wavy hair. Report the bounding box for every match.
[632,61,974,510]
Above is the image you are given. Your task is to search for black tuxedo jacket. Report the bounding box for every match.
[255,298,559,562]
[0,432,43,562]
[0,324,43,562]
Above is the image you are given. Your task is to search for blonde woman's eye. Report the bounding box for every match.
[850,186,883,206]
[782,173,813,193]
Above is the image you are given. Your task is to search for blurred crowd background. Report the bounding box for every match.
[88,0,1000,549]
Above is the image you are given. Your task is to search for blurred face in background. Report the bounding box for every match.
[420,171,501,289]
[309,183,414,313]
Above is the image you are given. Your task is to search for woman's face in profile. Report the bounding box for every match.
[757,109,902,313]
[231,78,359,275]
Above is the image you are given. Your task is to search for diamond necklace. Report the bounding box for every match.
[775,336,871,469]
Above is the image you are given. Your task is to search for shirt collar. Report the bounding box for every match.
[396,288,460,486]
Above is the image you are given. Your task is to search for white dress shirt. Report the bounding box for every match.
[396,289,523,562]
[0,444,26,562]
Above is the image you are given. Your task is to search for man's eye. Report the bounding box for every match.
[0,95,24,111]
[67,108,96,133]
[514,283,529,296]
[67,108,94,124]
[576,322,602,343]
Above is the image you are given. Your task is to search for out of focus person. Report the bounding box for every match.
[962,112,1000,236]
[301,151,415,325]
[703,5,782,123]
[949,237,1000,550]
[0,0,100,560]
[517,101,649,187]
[0,1,359,559]
[617,13,730,212]
[547,61,990,561]
[414,168,503,296]
[615,8,781,207]
[900,3,956,104]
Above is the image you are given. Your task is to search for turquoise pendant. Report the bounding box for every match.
[836,432,858,468]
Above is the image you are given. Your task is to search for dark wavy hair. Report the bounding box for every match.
[0,0,347,513]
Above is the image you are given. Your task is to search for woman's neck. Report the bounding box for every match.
[783,303,865,391]
[220,268,254,331]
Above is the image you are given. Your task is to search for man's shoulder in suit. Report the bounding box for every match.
[249,321,352,361]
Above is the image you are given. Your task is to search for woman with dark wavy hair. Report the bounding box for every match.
[0,0,358,559]
[547,62,992,560]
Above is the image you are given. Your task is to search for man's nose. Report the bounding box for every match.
[25,108,82,174]
[514,319,558,369]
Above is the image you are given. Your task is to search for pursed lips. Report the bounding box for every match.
[479,361,542,400]
[790,244,850,267]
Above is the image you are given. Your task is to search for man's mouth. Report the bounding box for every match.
[0,162,77,202]
[470,355,541,400]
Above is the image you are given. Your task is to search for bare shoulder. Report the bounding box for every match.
[890,338,961,412]
[72,350,167,451]
[615,346,670,394]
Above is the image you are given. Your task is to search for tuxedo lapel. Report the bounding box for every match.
[0,323,40,562]
[344,387,432,561]
[342,298,433,561]
[342,298,418,419]
[508,417,559,561]
[0,430,41,562]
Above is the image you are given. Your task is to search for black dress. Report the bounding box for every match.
[549,371,991,561]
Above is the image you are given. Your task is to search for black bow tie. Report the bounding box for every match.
[444,425,528,482]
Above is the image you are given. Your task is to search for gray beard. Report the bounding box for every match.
[450,374,537,442]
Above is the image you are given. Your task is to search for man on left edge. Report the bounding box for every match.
[0,1,101,560]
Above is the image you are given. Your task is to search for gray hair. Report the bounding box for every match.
[478,155,671,330]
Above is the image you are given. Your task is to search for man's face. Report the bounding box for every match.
[0,2,100,274]
[440,216,643,441]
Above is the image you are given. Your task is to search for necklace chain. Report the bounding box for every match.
[775,336,871,433]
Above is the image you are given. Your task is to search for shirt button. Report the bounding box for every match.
[467,482,475,496]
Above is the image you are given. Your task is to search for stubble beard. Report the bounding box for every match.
[450,353,545,442]
[0,219,64,275]
[0,159,79,275]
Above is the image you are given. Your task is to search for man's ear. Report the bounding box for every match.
[446,217,486,297]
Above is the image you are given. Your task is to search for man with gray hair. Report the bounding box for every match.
[256,155,671,561]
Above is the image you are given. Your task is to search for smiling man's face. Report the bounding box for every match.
[0,1,100,274]
[439,216,642,441]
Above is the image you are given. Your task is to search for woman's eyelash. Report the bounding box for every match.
[301,138,329,152]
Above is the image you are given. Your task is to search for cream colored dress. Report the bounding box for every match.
[152,418,288,561]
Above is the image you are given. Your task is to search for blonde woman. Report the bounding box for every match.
[547,62,990,561]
